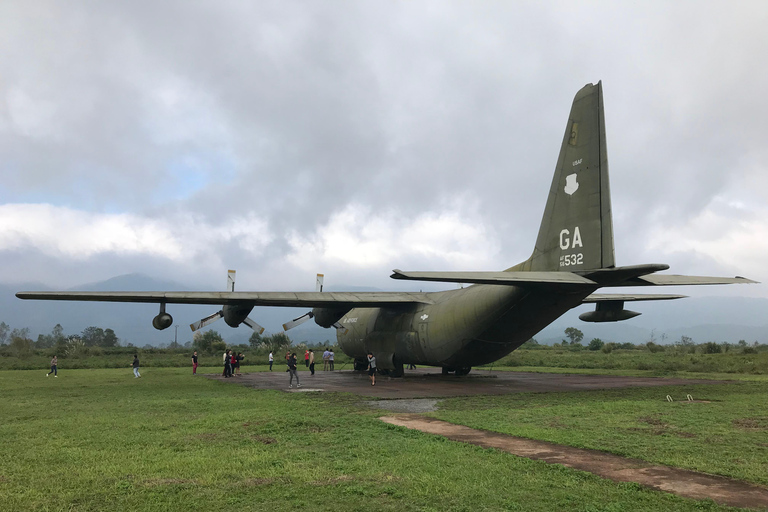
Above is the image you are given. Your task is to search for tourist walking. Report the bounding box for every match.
[288,353,301,388]
[46,355,58,377]
[224,350,232,378]
[192,351,198,375]
[329,349,335,371]
[305,349,310,367]
[131,354,141,378]
[309,349,315,375]
[367,352,376,386]
[268,351,273,371]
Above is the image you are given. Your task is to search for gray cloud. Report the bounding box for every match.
[1,0,766,295]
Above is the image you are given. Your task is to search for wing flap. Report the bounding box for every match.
[15,291,434,308]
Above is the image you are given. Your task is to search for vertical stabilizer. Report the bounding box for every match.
[517,81,615,272]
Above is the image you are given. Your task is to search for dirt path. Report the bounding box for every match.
[381,414,768,510]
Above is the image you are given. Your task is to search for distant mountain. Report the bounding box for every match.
[536,297,768,345]
[4,275,767,347]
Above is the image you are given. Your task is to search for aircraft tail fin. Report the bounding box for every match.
[514,81,615,272]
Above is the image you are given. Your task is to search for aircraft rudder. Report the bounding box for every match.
[524,81,615,272]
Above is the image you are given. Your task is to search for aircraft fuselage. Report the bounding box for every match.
[336,283,595,372]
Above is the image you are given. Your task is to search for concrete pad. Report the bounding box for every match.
[206,368,727,399]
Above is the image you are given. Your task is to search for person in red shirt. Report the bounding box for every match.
[304,350,310,367]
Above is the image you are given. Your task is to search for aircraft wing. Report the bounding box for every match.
[15,291,435,308]
[625,274,758,286]
[390,269,596,286]
[582,293,687,303]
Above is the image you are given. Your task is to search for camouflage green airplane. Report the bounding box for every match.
[17,81,755,377]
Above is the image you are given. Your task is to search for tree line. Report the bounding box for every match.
[0,322,124,358]
[519,327,764,355]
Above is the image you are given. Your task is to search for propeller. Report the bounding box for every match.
[282,274,347,332]
[282,274,323,331]
[190,310,224,331]
[189,270,265,334]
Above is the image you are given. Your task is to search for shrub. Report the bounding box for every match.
[646,342,665,353]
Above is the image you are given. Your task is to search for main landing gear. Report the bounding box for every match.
[354,359,405,378]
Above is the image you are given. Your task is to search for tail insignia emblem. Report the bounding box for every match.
[564,174,579,195]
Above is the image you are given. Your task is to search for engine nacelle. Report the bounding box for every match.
[312,307,349,328]
[152,313,173,330]
[223,304,254,328]
[579,301,641,323]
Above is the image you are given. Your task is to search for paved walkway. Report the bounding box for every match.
[381,414,768,510]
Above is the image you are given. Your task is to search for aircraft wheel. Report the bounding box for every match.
[454,367,471,376]
[390,363,404,378]
[353,359,368,372]
[441,366,451,375]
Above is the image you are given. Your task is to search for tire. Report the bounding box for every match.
[390,363,404,378]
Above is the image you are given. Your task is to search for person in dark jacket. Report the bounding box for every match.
[230,352,242,377]
[224,350,232,378]
[288,353,301,388]
[192,351,198,375]
[132,354,141,378]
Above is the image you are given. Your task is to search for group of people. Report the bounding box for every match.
[43,347,384,387]
[266,348,335,375]
[322,348,335,371]
[222,350,244,378]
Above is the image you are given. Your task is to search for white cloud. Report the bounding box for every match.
[285,197,500,271]
[0,204,273,262]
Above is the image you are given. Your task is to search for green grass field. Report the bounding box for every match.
[1,367,761,511]
[433,380,768,487]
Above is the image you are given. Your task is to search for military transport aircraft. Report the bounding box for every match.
[17,81,755,377]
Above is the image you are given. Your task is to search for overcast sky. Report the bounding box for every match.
[2,0,766,299]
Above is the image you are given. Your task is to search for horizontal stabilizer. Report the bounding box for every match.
[583,293,687,303]
[391,269,595,286]
[634,274,758,286]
